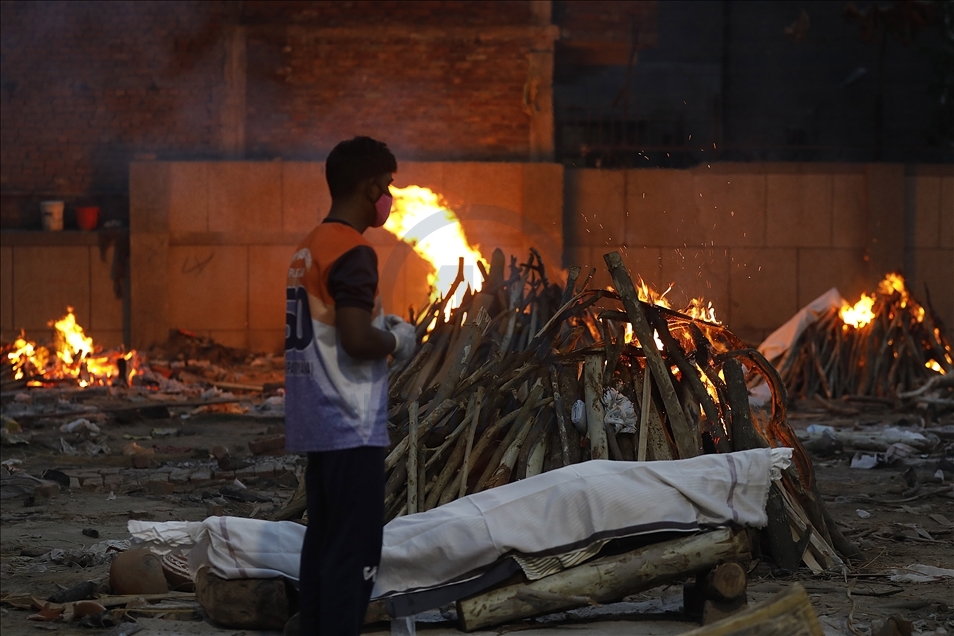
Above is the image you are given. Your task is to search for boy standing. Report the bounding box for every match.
[285,137,415,635]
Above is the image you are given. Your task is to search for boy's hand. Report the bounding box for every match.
[385,317,416,361]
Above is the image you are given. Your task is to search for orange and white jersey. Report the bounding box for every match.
[284,221,389,452]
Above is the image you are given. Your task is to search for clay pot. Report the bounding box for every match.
[109,548,169,595]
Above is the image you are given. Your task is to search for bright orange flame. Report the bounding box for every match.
[53,309,93,366]
[636,277,672,309]
[840,273,927,329]
[840,294,875,329]
[6,336,49,380]
[622,277,720,342]
[925,360,946,375]
[5,309,136,386]
[878,272,910,307]
[685,298,720,324]
[384,186,487,319]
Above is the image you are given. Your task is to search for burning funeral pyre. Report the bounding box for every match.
[777,273,952,400]
[3,308,136,390]
[274,246,855,581]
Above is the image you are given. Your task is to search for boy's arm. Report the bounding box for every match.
[328,245,395,360]
[337,307,396,360]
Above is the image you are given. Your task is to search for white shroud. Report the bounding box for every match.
[128,448,789,598]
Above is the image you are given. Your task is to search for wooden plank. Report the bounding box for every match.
[406,400,420,515]
[723,358,766,452]
[456,527,750,632]
[637,364,651,461]
[603,251,698,458]
[583,354,609,460]
[632,364,674,461]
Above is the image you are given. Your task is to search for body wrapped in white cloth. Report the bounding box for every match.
[129,448,791,598]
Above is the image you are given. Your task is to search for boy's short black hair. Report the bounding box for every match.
[325,136,397,199]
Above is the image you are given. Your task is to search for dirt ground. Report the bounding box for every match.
[1,366,952,635]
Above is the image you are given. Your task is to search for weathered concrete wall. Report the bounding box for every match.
[0,234,124,347]
[565,164,953,345]
[126,160,564,352]
[4,161,947,354]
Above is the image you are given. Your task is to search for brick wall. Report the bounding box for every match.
[0,1,229,222]
[0,0,548,228]
[244,28,534,161]
[565,164,954,345]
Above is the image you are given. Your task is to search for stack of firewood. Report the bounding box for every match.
[372,248,856,573]
[778,275,953,400]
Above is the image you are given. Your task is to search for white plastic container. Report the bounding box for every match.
[40,200,64,231]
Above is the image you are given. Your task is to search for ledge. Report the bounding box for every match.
[0,229,127,247]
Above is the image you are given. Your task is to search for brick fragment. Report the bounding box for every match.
[248,434,285,456]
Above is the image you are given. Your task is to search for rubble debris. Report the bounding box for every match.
[47,580,97,604]
[886,564,954,583]
[248,433,286,455]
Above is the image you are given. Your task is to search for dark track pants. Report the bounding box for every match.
[299,446,385,636]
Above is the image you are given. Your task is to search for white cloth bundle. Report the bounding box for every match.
[129,448,790,598]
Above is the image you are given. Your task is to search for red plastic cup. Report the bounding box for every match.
[76,206,100,231]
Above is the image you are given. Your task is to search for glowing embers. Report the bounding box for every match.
[384,186,487,320]
[4,308,136,387]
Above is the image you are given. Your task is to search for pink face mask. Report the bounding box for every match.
[373,192,392,227]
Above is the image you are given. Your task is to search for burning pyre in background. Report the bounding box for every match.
[779,273,952,399]
[3,308,136,387]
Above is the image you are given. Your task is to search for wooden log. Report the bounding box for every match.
[603,251,698,458]
[456,527,750,632]
[194,567,289,631]
[631,365,674,461]
[765,484,801,572]
[605,423,624,461]
[647,308,724,438]
[723,359,766,452]
[558,365,584,465]
[385,399,456,471]
[525,426,548,478]
[637,364,651,461]
[406,400,420,515]
[703,563,748,602]
[475,381,546,492]
[583,354,609,460]
[677,583,824,636]
[424,416,472,510]
[547,366,571,467]
[483,405,540,491]
[457,387,484,499]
